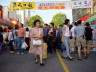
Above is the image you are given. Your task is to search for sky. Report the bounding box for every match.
[29,9,72,24]
[0,0,9,6]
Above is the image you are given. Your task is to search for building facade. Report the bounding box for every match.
[0,5,3,18]
[72,0,96,22]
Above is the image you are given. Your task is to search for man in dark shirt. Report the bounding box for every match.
[84,22,93,58]
[48,23,56,53]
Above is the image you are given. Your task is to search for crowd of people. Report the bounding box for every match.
[0,19,96,66]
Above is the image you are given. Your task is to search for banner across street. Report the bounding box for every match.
[9,0,93,10]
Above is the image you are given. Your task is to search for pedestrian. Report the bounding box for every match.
[29,20,44,66]
[17,23,26,54]
[12,24,19,52]
[47,23,56,54]
[3,28,9,44]
[8,26,15,53]
[70,22,77,54]
[92,27,96,48]
[74,20,85,60]
[62,19,73,60]
[25,27,30,51]
[3,27,9,51]
[43,24,49,43]
[84,22,93,58]
[56,25,62,51]
[0,27,3,53]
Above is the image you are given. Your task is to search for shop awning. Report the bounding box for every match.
[79,15,90,22]
[87,15,96,25]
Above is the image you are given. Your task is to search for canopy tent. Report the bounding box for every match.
[90,25,96,29]
[87,15,96,25]
[79,15,90,22]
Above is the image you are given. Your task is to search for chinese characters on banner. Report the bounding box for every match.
[71,0,93,9]
[10,0,93,10]
[37,1,65,10]
[11,2,36,10]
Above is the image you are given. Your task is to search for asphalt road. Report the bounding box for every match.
[0,51,96,72]
[0,53,63,72]
[64,52,96,72]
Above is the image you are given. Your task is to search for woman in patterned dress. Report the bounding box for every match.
[29,20,44,66]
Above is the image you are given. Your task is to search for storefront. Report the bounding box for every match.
[0,5,3,19]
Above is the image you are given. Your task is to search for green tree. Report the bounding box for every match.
[28,15,44,27]
[51,13,66,26]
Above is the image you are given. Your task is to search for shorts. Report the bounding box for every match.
[75,37,86,48]
[86,40,93,48]
[70,38,76,48]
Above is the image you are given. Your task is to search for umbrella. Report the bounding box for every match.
[87,15,96,23]
[80,15,90,22]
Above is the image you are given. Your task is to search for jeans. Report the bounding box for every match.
[62,36,71,57]
[17,37,25,53]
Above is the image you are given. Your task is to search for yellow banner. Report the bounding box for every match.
[11,2,36,10]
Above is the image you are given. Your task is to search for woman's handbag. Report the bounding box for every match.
[32,39,43,46]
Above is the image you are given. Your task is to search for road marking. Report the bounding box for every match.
[56,50,70,72]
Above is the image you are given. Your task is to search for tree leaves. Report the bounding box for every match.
[28,15,44,27]
[51,13,66,26]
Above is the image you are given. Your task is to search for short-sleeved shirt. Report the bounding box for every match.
[74,25,84,38]
[30,27,43,40]
[17,28,25,38]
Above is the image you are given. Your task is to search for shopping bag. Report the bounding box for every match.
[42,43,48,59]
[21,41,28,49]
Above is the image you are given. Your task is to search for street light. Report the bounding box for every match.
[11,19,17,25]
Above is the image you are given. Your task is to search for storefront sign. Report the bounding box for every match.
[71,0,93,9]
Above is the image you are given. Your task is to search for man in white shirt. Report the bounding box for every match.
[62,19,73,60]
